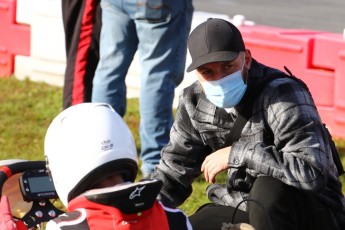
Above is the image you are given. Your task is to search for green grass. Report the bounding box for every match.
[0,77,61,160]
[1,77,345,216]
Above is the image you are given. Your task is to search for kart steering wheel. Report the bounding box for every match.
[0,160,64,229]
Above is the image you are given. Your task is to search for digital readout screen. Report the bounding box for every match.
[28,176,56,193]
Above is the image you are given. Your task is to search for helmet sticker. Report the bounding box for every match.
[101,140,114,151]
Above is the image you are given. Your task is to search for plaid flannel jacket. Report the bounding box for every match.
[152,59,345,223]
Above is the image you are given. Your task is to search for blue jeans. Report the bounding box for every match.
[92,0,194,175]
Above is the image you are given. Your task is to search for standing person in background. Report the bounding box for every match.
[62,0,102,109]
[91,0,194,177]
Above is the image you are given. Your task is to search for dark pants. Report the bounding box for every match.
[62,0,102,109]
[189,177,340,230]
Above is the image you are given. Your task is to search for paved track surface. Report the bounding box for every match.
[193,0,345,33]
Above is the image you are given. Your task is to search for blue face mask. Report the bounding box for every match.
[201,58,247,108]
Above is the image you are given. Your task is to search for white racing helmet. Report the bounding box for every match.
[44,103,138,207]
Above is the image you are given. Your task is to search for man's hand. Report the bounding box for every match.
[0,196,16,230]
[201,146,231,183]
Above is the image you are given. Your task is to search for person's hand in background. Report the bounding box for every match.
[201,146,231,183]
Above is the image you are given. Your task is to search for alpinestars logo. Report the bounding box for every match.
[129,186,146,199]
[101,140,113,151]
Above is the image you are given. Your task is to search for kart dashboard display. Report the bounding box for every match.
[19,169,58,201]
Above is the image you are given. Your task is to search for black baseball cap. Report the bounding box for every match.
[186,18,245,72]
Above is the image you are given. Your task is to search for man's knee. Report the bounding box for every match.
[248,176,303,229]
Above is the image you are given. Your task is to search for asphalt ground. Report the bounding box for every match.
[193,0,345,34]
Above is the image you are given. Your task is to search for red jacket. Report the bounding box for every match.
[46,180,192,229]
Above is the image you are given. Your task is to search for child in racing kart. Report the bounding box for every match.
[1,103,192,230]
